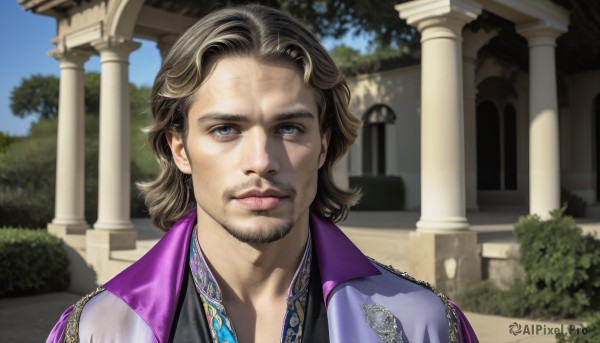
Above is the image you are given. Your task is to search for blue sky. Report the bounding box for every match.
[0,1,368,136]
[0,1,162,136]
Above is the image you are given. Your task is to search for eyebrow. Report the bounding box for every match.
[196,110,315,124]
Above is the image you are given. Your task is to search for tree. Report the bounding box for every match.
[84,72,101,116]
[329,44,362,70]
[184,0,417,50]
[10,74,59,119]
[9,72,139,119]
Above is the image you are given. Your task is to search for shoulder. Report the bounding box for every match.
[367,258,461,341]
[62,287,157,343]
[327,258,461,343]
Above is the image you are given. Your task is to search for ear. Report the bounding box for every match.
[166,131,192,174]
[318,128,331,169]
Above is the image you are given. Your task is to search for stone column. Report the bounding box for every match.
[463,29,497,210]
[91,37,140,231]
[516,23,566,218]
[47,50,90,234]
[396,0,482,298]
[88,37,140,282]
[47,49,98,293]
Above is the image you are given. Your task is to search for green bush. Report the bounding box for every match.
[556,312,600,343]
[349,175,404,210]
[561,188,587,218]
[0,132,21,156]
[460,208,600,322]
[0,85,156,228]
[515,208,600,318]
[459,280,531,318]
[0,132,57,228]
[0,228,69,297]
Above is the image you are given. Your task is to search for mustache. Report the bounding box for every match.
[222,179,297,200]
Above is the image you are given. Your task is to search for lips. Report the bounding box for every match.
[235,196,284,210]
[233,188,288,211]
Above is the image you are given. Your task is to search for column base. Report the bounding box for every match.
[409,230,481,299]
[93,220,135,230]
[416,216,469,230]
[86,229,137,285]
[48,222,89,236]
[47,222,97,294]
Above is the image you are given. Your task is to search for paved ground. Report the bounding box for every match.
[3,210,596,342]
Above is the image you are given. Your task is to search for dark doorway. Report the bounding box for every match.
[504,104,517,190]
[595,95,600,201]
[477,101,501,190]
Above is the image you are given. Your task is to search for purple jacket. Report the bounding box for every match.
[47,211,478,342]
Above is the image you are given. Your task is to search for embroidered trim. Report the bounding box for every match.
[362,304,404,343]
[367,258,460,343]
[189,225,312,343]
[62,286,105,343]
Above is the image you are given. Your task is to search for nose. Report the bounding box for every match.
[242,128,280,177]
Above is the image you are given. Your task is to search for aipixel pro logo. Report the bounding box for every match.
[508,321,588,337]
[508,322,522,336]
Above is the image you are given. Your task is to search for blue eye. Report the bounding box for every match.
[212,125,235,136]
[279,125,303,135]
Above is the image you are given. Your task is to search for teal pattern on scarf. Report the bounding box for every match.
[188,225,312,343]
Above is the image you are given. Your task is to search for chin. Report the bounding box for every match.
[221,215,295,244]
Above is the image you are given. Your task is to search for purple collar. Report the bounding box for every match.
[104,210,380,343]
[308,213,381,301]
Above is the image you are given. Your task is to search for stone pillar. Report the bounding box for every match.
[92,37,140,231]
[47,49,97,293]
[463,29,497,210]
[88,37,140,282]
[396,0,482,298]
[516,23,566,218]
[47,50,90,234]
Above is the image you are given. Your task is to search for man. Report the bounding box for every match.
[47,4,478,343]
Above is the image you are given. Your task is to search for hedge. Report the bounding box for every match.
[349,175,404,210]
[0,228,69,298]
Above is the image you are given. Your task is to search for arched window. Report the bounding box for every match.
[477,101,501,190]
[362,104,396,176]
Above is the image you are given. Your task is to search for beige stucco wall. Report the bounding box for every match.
[346,65,422,210]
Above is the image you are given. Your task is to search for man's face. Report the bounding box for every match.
[169,57,329,244]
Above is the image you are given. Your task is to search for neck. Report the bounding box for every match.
[196,209,309,306]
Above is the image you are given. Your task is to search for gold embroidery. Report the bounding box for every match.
[368,258,460,343]
[362,304,403,343]
[62,286,105,343]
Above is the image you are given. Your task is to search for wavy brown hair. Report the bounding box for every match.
[138,4,362,231]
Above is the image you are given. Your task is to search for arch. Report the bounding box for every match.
[477,101,501,190]
[363,104,397,124]
[477,76,518,108]
[362,104,397,176]
[107,0,146,38]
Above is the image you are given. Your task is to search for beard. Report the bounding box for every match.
[216,178,298,244]
[220,213,295,244]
